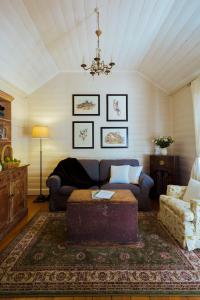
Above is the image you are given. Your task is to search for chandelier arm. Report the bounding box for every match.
[82,66,92,71]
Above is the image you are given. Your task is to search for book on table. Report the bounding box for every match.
[92,190,115,200]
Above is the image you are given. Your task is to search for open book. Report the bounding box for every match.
[92,190,115,200]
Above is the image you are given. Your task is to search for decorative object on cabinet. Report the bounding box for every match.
[101,127,128,148]
[32,126,49,203]
[150,155,179,199]
[152,135,174,155]
[72,121,94,149]
[0,165,28,240]
[106,94,128,121]
[1,144,20,169]
[72,94,100,116]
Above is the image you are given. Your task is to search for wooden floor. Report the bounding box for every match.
[0,196,199,300]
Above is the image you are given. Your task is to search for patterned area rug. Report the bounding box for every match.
[0,212,200,297]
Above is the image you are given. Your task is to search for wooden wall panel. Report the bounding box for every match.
[27,72,171,195]
[171,86,195,185]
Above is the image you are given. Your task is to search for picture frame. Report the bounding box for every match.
[106,94,128,121]
[72,94,100,116]
[101,127,128,148]
[72,121,94,149]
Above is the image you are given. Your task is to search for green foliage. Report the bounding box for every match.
[152,136,174,148]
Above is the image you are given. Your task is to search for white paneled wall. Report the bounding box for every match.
[171,86,195,185]
[27,72,170,195]
[0,79,29,164]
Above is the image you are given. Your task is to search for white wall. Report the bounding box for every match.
[0,79,29,164]
[27,72,170,195]
[170,86,195,185]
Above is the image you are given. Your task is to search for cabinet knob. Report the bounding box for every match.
[159,160,165,166]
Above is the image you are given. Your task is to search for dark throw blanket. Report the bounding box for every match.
[50,157,97,188]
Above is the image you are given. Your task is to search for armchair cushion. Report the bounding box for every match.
[183,178,200,202]
[166,185,187,199]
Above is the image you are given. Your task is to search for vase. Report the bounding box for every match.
[160,147,168,155]
[154,146,160,155]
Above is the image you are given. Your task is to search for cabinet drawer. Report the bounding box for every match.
[150,156,177,171]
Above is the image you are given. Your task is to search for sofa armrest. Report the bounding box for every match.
[166,185,187,198]
[46,175,61,193]
[139,172,154,192]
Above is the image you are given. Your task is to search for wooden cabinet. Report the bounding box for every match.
[0,91,28,240]
[0,165,28,240]
[150,155,179,199]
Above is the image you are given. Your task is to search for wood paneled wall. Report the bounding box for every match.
[27,72,171,195]
[170,86,195,185]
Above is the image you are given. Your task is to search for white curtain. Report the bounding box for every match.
[191,77,200,180]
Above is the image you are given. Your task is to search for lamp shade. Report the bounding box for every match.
[32,126,49,139]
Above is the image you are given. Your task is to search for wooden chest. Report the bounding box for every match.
[66,189,138,244]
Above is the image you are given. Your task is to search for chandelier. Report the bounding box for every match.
[81,8,115,76]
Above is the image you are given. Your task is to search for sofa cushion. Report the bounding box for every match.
[99,159,139,182]
[101,183,140,196]
[129,166,143,184]
[79,159,99,181]
[88,186,99,190]
[59,185,77,195]
[110,165,130,183]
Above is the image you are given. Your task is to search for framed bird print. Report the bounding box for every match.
[106,94,128,121]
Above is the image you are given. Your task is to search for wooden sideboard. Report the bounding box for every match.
[0,165,28,240]
[150,155,179,199]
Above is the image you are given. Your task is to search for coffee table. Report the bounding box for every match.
[66,189,138,244]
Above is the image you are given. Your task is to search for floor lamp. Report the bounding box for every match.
[32,125,49,203]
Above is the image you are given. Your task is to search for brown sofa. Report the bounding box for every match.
[46,159,154,211]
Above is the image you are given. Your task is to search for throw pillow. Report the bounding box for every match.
[183,178,200,202]
[129,166,143,184]
[109,165,130,184]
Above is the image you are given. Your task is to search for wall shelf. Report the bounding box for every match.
[0,117,11,122]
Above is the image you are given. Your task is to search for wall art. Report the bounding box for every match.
[101,127,128,148]
[72,94,100,116]
[106,94,128,121]
[73,121,94,149]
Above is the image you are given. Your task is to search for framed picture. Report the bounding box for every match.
[73,121,94,149]
[72,94,100,116]
[101,127,128,148]
[106,94,128,121]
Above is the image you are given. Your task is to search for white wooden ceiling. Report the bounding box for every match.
[0,0,200,94]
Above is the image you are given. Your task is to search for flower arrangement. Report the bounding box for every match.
[152,136,174,148]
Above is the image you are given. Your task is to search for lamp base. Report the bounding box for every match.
[33,194,47,203]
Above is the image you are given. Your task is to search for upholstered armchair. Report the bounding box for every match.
[158,184,200,251]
